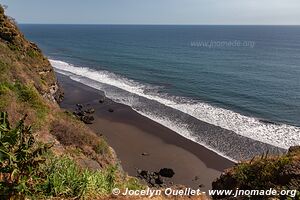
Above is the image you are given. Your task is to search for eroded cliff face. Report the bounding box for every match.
[0,6,63,103]
[0,5,116,173]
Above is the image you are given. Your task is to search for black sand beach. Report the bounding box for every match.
[57,73,234,191]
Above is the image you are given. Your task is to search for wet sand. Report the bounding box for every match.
[57,73,234,191]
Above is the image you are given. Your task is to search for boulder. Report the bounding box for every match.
[159,168,175,178]
[78,158,101,171]
[99,98,105,103]
[81,115,94,124]
[85,108,95,114]
[137,168,173,188]
[76,104,83,109]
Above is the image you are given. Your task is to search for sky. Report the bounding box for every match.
[1,0,300,25]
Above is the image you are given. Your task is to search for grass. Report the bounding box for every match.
[0,60,10,81]
[0,7,146,199]
[50,116,109,156]
[0,112,145,199]
[37,156,116,198]
[94,139,109,155]
[27,49,38,58]
[7,43,20,51]
[34,155,144,199]
[0,82,49,127]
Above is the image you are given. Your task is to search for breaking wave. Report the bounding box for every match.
[50,59,299,160]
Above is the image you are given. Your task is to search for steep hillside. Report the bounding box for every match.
[0,6,209,200]
[0,5,145,199]
[0,6,62,103]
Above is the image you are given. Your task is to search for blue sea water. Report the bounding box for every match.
[20,25,300,160]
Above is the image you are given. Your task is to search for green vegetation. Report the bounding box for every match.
[0,82,49,125]
[27,49,38,58]
[0,112,52,199]
[233,155,291,189]
[0,5,146,199]
[7,43,19,51]
[0,112,144,199]
[50,117,109,156]
[35,155,144,199]
[37,156,117,198]
[213,151,300,199]
[94,139,109,155]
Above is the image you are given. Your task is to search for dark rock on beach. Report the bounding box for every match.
[76,104,83,109]
[81,115,94,124]
[99,98,105,103]
[159,168,175,178]
[73,103,95,124]
[137,168,175,188]
[85,108,95,114]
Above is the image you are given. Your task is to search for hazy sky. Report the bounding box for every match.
[1,0,300,25]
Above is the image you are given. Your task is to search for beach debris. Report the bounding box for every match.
[192,175,200,181]
[141,152,150,156]
[108,108,114,113]
[73,103,95,124]
[159,168,175,178]
[137,168,175,188]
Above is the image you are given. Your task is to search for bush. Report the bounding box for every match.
[94,139,109,155]
[0,112,144,199]
[233,156,291,189]
[27,49,38,58]
[0,112,52,199]
[50,118,109,155]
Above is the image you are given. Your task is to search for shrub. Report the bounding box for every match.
[233,156,292,189]
[50,118,109,155]
[94,139,109,155]
[0,112,52,199]
[27,49,38,58]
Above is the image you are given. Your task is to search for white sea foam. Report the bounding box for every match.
[50,59,300,150]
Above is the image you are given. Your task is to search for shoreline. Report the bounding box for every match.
[57,73,234,190]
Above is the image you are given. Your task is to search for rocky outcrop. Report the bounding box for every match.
[73,104,95,124]
[0,6,63,103]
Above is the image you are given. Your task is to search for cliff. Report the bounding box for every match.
[0,5,142,199]
[0,6,62,103]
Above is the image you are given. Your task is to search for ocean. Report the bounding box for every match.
[20,25,300,161]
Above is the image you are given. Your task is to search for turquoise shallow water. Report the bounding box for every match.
[20,25,300,160]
